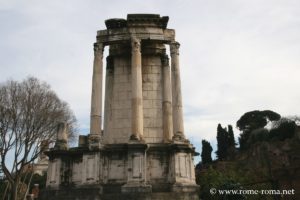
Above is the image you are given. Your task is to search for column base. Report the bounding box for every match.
[88,134,103,149]
[129,134,146,144]
[130,134,139,141]
[172,133,188,143]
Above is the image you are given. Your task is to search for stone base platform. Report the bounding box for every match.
[40,184,199,200]
[43,142,199,200]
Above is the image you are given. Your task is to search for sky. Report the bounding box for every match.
[1,0,300,163]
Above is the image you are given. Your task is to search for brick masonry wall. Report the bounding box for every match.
[104,55,163,143]
[142,56,163,143]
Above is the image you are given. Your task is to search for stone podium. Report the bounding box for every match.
[41,14,199,200]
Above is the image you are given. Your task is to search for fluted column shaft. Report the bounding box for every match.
[103,55,114,143]
[131,38,143,140]
[90,43,104,136]
[170,42,185,139]
[162,54,173,142]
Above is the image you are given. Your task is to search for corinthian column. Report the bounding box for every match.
[103,55,114,143]
[130,38,143,140]
[89,43,104,146]
[170,42,185,141]
[162,54,173,142]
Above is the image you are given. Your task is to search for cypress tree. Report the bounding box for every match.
[201,140,213,164]
[216,124,227,160]
[227,125,236,147]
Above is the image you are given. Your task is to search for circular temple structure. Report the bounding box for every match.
[41,14,199,200]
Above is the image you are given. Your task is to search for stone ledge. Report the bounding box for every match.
[121,183,152,193]
[41,187,200,200]
[105,14,169,30]
[171,183,200,193]
[40,186,103,200]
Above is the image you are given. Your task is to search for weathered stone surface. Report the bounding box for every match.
[97,14,174,45]
[54,122,69,150]
[42,14,199,200]
[40,188,199,200]
[43,144,199,199]
[78,135,88,147]
[170,42,185,141]
[34,140,49,175]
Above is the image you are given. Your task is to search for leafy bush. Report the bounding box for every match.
[269,119,296,141]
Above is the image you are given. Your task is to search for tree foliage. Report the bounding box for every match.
[0,77,77,200]
[197,166,247,200]
[237,110,281,150]
[216,124,228,160]
[236,110,281,132]
[269,118,296,141]
[197,161,275,200]
[227,125,236,148]
[248,128,269,144]
[201,140,213,164]
[216,124,236,160]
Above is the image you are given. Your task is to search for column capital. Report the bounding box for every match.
[94,43,104,56]
[131,37,141,52]
[106,55,114,73]
[161,54,169,66]
[170,41,180,55]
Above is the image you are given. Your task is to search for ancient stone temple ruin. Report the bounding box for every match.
[42,14,199,200]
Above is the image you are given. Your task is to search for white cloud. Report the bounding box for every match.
[1,0,300,160]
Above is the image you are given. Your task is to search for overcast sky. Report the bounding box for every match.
[1,0,300,162]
